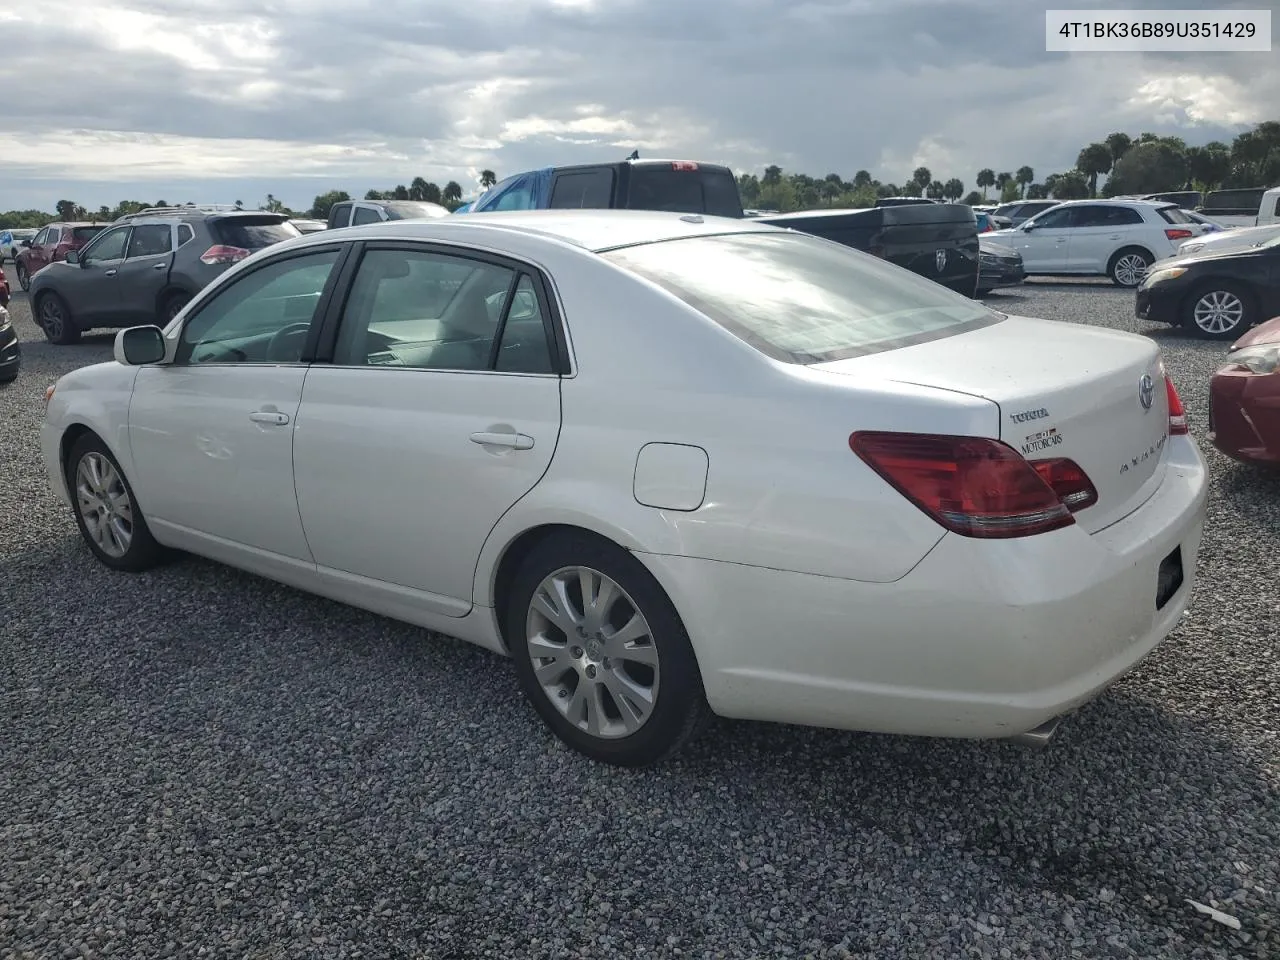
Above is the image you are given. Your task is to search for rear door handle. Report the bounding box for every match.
[470,431,534,450]
[153,262,166,270]
[104,269,117,276]
[249,410,290,426]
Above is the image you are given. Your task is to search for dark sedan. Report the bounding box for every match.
[1135,234,1280,340]
[0,304,20,383]
[976,239,1025,297]
[1209,315,1280,465]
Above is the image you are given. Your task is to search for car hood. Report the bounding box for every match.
[1231,315,1280,350]
[979,238,1019,256]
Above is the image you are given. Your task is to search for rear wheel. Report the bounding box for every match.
[1183,282,1255,340]
[36,293,79,344]
[65,432,170,572]
[506,531,708,767]
[1108,248,1152,288]
[160,291,190,323]
[16,262,30,292]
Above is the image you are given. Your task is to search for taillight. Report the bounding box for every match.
[848,431,1075,539]
[1165,372,1188,435]
[200,244,250,265]
[1031,458,1097,512]
[671,161,698,171]
[1165,228,1193,240]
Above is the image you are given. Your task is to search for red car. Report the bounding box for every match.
[0,266,9,306]
[15,222,106,291]
[1209,315,1280,465]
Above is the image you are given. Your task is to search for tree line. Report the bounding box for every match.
[4,120,1278,229]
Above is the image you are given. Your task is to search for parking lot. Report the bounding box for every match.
[2,264,1277,959]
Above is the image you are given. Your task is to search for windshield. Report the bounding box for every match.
[602,231,998,363]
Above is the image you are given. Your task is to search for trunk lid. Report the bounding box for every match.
[814,314,1170,533]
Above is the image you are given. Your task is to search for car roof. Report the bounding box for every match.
[292,210,781,254]
[49,221,105,228]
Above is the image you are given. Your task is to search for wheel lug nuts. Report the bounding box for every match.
[571,646,583,658]
[585,665,597,679]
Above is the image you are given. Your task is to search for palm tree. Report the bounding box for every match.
[912,166,932,192]
[853,170,872,189]
[1015,166,1034,198]
[443,181,463,207]
[995,172,1014,199]
[926,180,945,199]
[234,200,244,209]
[1105,132,1132,167]
[1076,143,1112,197]
[479,170,498,189]
[821,179,842,206]
[943,178,964,201]
[409,177,429,201]
[975,168,995,201]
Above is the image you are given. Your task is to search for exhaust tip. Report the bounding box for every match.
[1009,716,1061,749]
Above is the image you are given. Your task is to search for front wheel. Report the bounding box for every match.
[1108,248,1152,288]
[65,432,170,572]
[506,532,708,766]
[160,291,190,323]
[36,293,80,344]
[1183,283,1255,340]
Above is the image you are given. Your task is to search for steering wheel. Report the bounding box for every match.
[265,322,313,362]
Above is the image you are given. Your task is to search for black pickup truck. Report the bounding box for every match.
[465,157,979,296]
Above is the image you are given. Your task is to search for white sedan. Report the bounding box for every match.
[40,211,1209,766]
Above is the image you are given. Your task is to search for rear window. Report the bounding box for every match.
[72,226,104,242]
[212,216,300,250]
[602,232,997,364]
[1157,206,1193,224]
[625,166,743,218]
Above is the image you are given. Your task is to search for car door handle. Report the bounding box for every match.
[153,262,166,270]
[1108,234,1122,240]
[104,269,117,276]
[470,431,534,450]
[249,410,290,426]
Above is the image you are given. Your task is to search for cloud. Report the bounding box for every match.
[0,0,1276,212]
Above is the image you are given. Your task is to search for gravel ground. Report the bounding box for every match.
[2,268,1278,960]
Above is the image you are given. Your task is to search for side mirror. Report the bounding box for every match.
[65,251,79,264]
[114,326,167,365]
[1021,221,1035,231]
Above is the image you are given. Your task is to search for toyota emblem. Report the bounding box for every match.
[935,248,947,272]
[1138,373,1155,411]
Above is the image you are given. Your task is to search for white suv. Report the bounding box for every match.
[991,199,1209,287]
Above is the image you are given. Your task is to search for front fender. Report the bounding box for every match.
[41,364,141,507]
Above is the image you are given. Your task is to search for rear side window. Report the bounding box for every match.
[603,232,997,364]
[72,226,104,242]
[178,224,195,246]
[327,203,352,229]
[212,216,300,250]
[1075,206,1143,227]
[352,206,383,226]
[550,170,615,209]
[626,166,743,217]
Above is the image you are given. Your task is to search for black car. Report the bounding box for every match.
[0,304,20,383]
[26,205,299,344]
[976,238,1025,296]
[326,199,451,229]
[1135,233,1280,340]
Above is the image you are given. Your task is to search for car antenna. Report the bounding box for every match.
[627,150,639,160]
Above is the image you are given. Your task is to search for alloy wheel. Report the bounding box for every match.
[75,452,134,558]
[17,264,29,292]
[1113,254,1148,287]
[525,565,660,739]
[1192,290,1245,336]
[39,298,65,339]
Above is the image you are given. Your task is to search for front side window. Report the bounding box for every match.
[1028,207,1074,229]
[492,184,537,211]
[126,224,174,258]
[603,231,998,364]
[82,226,132,264]
[333,248,554,373]
[177,249,339,365]
[46,228,63,245]
[31,228,49,246]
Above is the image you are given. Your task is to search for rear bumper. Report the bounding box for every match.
[636,435,1208,740]
[1209,366,1280,464]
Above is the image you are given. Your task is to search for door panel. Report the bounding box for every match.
[67,224,132,324]
[115,222,176,320]
[1010,207,1074,271]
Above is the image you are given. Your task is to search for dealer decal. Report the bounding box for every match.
[1010,407,1050,424]
[1120,433,1167,475]
[1020,427,1062,455]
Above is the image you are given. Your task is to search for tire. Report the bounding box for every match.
[36,292,80,345]
[505,531,708,767]
[16,262,30,292]
[65,432,170,572]
[160,291,190,323]
[1182,282,1256,341]
[1108,247,1153,288]
[975,288,992,298]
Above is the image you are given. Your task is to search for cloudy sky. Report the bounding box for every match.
[0,0,1276,213]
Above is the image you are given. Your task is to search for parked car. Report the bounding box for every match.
[2,227,38,263]
[1175,222,1280,258]
[466,157,978,296]
[0,304,19,382]
[874,197,942,207]
[976,238,1025,296]
[974,212,999,233]
[1209,315,1280,465]
[41,210,1206,766]
[991,199,1209,287]
[991,200,1060,227]
[14,222,106,291]
[326,199,450,229]
[27,206,299,344]
[1180,210,1228,233]
[1141,191,1203,209]
[1198,187,1274,228]
[289,218,327,234]
[1136,232,1280,339]
[0,262,9,306]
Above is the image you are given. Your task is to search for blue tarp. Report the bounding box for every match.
[466,167,555,213]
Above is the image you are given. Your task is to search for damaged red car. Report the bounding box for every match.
[1209,315,1280,465]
